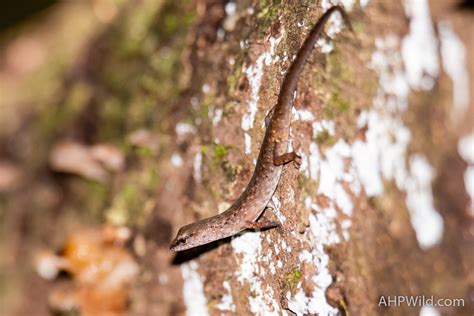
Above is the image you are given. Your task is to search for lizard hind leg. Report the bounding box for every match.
[265,105,276,127]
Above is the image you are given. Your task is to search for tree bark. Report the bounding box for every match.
[0,0,472,315]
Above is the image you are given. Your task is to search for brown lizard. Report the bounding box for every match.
[170,5,351,251]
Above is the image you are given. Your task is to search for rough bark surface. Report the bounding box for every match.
[0,0,472,316]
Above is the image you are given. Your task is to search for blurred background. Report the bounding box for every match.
[1,1,473,315]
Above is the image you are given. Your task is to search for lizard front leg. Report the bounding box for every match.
[245,219,280,230]
[244,202,281,230]
[273,141,302,168]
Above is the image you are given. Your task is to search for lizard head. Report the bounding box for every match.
[169,222,212,251]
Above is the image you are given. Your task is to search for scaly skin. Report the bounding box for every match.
[170,5,351,251]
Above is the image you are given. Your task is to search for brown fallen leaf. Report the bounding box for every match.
[36,225,139,316]
[49,141,125,182]
[49,141,108,182]
[90,143,125,171]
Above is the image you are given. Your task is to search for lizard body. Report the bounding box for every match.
[170,5,350,251]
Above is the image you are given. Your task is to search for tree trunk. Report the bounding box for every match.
[0,0,472,315]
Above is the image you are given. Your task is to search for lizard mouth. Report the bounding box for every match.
[169,235,188,251]
[169,239,179,251]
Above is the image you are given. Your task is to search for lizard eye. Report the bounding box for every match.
[176,236,187,245]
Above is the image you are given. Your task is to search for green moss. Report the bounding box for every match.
[106,183,136,225]
[328,48,354,83]
[285,269,302,293]
[353,20,365,34]
[148,49,182,97]
[315,129,336,147]
[32,82,94,162]
[164,13,178,34]
[226,63,243,95]
[201,145,209,155]
[98,97,128,140]
[105,166,159,226]
[210,143,230,173]
[136,146,154,157]
[151,1,196,42]
[297,174,319,196]
[145,167,159,192]
[222,161,238,183]
[81,0,195,142]
[257,0,283,27]
[65,82,93,112]
[122,183,139,205]
[330,91,350,113]
[258,0,282,18]
[200,143,235,184]
[213,144,229,160]
[193,100,210,121]
[69,179,109,221]
[118,1,164,56]
[322,91,351,119]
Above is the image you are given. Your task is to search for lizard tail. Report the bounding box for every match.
[277,5,352,110]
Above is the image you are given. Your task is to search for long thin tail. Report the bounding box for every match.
[276,5,352,111]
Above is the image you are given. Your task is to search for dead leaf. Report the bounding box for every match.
[49,141,125,182]
[37,226,138,316]
[49,141,108,182]
[90,143,125,171]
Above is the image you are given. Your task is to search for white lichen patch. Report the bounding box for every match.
[244,132,252,155]
[320,0,353,38]
[170,153,183,167]
[317,140,353,201]
[316,37,334,54]
[271,196,287,224]
[313,119,336,137]
[458,133,474,215]
[202,83,210,94]
[405,155,444,249]
[216,280,236,312]
[179,0,464,314]
[352,30,444,249]
[288,1,451,310]
[287,200,341,315]
[210,107,223,126]
[175,122,196,136]
[180,261,209,316]
[292,107,315,121]
[341,219,352,241]
[352,110,411,195]
[225,2,237,16]
[458,132,474,166]
[232,232,282,315]
[420,306,440,316]
[241,34,283,155]
[287,136,357,314]
[360,0,370,8]
[401,0,439,90]
[352,137,383,196]
[193,151,202,182]
[438,20,470,121]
